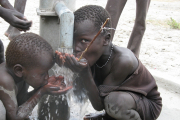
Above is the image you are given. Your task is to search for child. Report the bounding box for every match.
[105,0,151,57]
[56,5,162,120]
[0,33,71,119]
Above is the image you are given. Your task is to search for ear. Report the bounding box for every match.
[103,33,111,46]
[13,64,24,77]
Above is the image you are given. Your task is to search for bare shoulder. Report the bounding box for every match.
[0,63,15,91]
[111,45,138,76]
[102,45,139,86]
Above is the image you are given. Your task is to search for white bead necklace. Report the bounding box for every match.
[96,44,113,68]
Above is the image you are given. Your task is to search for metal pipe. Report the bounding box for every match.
[54,1,74,48]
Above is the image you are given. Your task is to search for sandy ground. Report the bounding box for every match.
[0,0,179,81]
[0,0,180,120]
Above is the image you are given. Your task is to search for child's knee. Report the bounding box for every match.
[104,92,139,120]
[104,92,127,117]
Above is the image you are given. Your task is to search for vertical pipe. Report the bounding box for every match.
[54,1,74,49]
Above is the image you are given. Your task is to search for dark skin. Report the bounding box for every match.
[105,0,151,57]
[0,39,4,64]
[0,51,72,120]
[56,20,141,120]
[0,0,32,40]
[0,0,31,63]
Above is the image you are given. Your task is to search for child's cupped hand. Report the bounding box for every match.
[55,51,89,73]
[41,76,72,95]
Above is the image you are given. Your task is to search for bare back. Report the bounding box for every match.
[0,63,19,118]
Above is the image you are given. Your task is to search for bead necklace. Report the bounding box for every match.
[96,44,113,68]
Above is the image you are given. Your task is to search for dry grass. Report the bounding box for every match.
[147,18,180,30]
[147,19,169,28]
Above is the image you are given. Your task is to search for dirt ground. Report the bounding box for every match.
[0,0,180,119]
[0,0,179,80]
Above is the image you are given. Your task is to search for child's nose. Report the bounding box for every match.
[74,44,81,52]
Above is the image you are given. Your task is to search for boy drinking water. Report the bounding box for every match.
[0,33,71,120]
[56,5,162,120]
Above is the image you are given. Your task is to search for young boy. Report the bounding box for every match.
[56,5,162,120]
[0,33,71,120]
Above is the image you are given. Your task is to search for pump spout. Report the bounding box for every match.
[37,0,75,51]
[54,1,74,49]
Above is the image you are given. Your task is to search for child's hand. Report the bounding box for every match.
[55,51,66,66]
[41,76,72,95]
[48,76,65,89]
[55,51,89,73]
[42,84,72,95]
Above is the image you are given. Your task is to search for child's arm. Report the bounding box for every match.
[79,66,104,111]
[56,52,104,111]
[0,6,32,31]
[0,78,70,120]
[0,0,15,10]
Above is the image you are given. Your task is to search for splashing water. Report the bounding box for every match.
[54,48,89,120]
[52,48,76,87]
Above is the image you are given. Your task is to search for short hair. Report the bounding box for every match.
[74,5,112,35]
[6,33,53,68]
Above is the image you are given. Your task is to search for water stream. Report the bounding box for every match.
[54,48,89,120]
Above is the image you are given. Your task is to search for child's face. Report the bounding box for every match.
[73,20,105,66]
[23,52,54,89]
